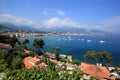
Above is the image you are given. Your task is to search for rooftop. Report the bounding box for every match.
[24,56,46,69]
[80,62,116,80]
[0,43,11,49]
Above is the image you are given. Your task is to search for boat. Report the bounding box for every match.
[99,40,106,43]
[87,40,92,42]
[68,36,73,41]
[82,39,84,41]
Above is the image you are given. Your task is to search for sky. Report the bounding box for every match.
[0,0,120,32]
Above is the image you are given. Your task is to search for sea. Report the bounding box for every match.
[19,34,120,66]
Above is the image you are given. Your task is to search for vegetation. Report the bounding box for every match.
[0,59,7,72]
[84,51,112,66]
[33,38,44,55]
[72,60,81,65]
[11,56,23,69]
[2,67,84,80]
[52,46,61,54]
[22,39,29,45]
[0,49,7,60]
[52,46,61,61]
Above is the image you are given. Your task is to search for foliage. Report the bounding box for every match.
[22,39,29,45]
[33,38,44,49]
[13,44,27,51]
[52,46,61,54]
[84,51,97,63]
[11,56,23,69]
[2,67,84,80]
[114,67,120,75]
[33,38,44,55]
[6,37,21,47]
[0,49,8,60]
[0,59,7,72]
[55,53,60,61]
[84,51,112,66]
[71,60,81,65]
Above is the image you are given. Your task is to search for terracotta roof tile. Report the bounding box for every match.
[0,43,10,49]
[24,56,46,69]
[80,62,116,80]
[29,57,40,63]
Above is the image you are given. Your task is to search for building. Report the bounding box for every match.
[0,43,11,49]
[80,62,116,80]
[45,52,56,59]
[24,56,46,69]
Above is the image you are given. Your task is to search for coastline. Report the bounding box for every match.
[19,35,120,66]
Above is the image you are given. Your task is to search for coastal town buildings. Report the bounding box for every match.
[1,32,57,38]
[24,56,47,69]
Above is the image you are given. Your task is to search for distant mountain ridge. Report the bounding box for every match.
[0,23,37,31]
[0,24,13,31]
[0,22,110,35]
[40,27,87,33]
[40,26,109,34]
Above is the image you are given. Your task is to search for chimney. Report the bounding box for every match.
[99,63,102,66]
[96,63,99,66]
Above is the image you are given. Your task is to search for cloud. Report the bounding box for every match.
[43,11,48,15]
[56,10,65,16]
[43,17,84,28]
[43,9,65,16]
[0,14,40,27]
[0,14,84,29]
[1,14,119,33]
[94,16,120,32]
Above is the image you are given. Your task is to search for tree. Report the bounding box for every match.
[22,39,29,45]
[6,37,21,47]
[0,59,7,72]
[84,51,97,63]
[11,56,23,69]
[84,51,112,66]
[97,51,112,66]
[2,66,84,80]
[55,53,60,61]
[33,39,44,55]
[52,47,61,54]
[0,49,8,60]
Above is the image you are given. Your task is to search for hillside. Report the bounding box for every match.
[0,25,12,32]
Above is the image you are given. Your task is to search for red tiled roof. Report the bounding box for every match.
[24,56,46,69]
[0,43,10,49]
[80,62,116,80]
[24,56,33,69]
[28,57,40,63]
[36,62,46,68]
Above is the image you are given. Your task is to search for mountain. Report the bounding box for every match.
[0,23,37,31]
[0,24,13,31]
[40,26,109,35]
[0,22,109,35]
[39,26,89,33]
